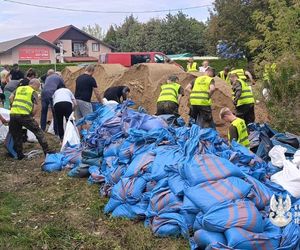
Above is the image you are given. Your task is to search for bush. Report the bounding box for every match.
[264,55,300,134]
[174,59,248,73]
[17,63,78,77]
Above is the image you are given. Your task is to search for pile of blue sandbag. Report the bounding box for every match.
[43,101,300,249]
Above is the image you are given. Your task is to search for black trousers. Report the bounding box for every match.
[9,115,49,158]
[54,102,73,140]
[236,104,255,125]
[190,105,215,128]
[156,101,179,116]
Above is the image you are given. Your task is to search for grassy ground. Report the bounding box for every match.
[0,134,188,250]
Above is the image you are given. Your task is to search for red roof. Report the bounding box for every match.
[64,56,98,62]
[38,25,71,43]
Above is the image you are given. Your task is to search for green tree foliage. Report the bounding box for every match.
[103,12,206,55]
[206,0,269,60]
[248,0,300,64]
[82,24,105,40]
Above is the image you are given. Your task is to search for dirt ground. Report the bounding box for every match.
[0,135,188,250]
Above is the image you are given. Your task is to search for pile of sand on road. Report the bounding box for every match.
[62,63,268,136]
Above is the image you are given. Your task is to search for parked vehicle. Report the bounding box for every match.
[99,52,182,68]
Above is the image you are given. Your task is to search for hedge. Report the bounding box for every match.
[15,63,78,77]
[174,59,248,73]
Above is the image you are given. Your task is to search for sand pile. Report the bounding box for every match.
[62,64,126,95]
[62,63,269,136]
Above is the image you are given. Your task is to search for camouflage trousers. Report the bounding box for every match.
[9,115,49,158]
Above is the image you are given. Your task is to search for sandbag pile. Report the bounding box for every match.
[45,102,300,250]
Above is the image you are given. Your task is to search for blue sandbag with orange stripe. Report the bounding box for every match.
[197,199,264,233]
[181,153,245,186]
[184,176,252,213]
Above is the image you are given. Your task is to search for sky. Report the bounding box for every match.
[0,0,214,42]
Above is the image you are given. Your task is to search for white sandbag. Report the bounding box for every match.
[0,124,9,143]
[268,145,287,168]
[103,98,118,106]
[61,112,80,151]
[27,130,38,143]
[271,147,300,198]
[293,150,300,166]
[0,108,10,122]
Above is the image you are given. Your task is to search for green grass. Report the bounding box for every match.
[0,135,188,250]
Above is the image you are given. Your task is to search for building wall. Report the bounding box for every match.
[86,39,112,58]
[100,44,112,53]
[0,52,13,65]
[59,40,72,57]
[13,45,56,64]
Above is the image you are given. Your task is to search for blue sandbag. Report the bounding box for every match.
[67,163,90,178]
[124,151,155,178]
[167,168,186,196]
[105,164,126,184]
[184,177,252,213]
[62,144,82,164]
[151,145,183,181]
[103,138,124,158]
[245,175,273,209]
[109,176,147,205]
[277,223,300,250]
[198,199,264,233]
[42,153,66,172]
[146,186,182,217]
[182,196,200,214]
[181,153,244,186]
[225,219,281,249]
[150,213,188,238]
[193,229,227,249]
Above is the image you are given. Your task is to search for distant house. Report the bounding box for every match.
[0,35,60,65]
[38,25,114,63]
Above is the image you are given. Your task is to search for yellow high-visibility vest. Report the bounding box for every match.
[228,117,250,148]
[219,70,230,84]
[187,62,198,72]
[10,86,35,115]
[232,79,255,106]
[190,75,213,106]
[230,69,247,80]
[157,82,181,104]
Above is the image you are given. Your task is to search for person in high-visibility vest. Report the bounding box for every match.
[218,66,230,84]
[9,78,51,160]
[185,67,216,128]
[186,57,198,72]
[230,68,256,85]
[230,73,255,125]
[156,75,183,116]
[219,107,250,148]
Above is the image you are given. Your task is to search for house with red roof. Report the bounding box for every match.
[38,25,113,63]
[0,25,113,65]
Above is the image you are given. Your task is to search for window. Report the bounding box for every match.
[72,42,87,56]
[18,60,31,64]
[131,54,151,65]
[92,43,100,52]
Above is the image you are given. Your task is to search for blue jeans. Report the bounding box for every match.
[40,97,58,134]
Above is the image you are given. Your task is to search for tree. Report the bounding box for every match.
[82,24,105,40]
[103,25,118,48]
[248,0,300,64]
[206,0,269,60]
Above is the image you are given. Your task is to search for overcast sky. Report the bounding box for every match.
[0,0,214,42]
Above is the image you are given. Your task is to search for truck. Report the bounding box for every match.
[99,52,182,68]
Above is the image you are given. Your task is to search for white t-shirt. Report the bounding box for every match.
[52,88,75,106]
[199,66,209,72]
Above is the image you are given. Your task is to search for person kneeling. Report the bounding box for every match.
[219,107,250,148]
